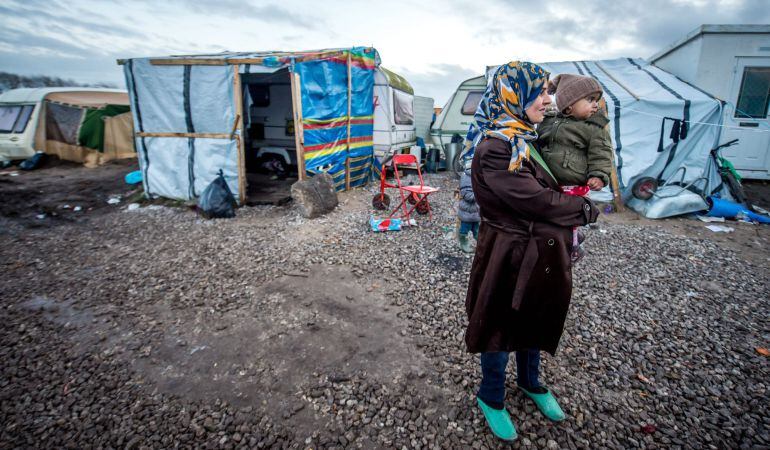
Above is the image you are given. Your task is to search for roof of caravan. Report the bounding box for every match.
[119,47,380,68]
[379,67,414,94]
[0,87,126,104]
[650,24,770,62]
[460,75,486,88]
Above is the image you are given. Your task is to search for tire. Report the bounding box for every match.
[452,151,464,179]
[407,193,418,205]
[372,193,390,210]
[631,177,658,200]
[415,200,430,215]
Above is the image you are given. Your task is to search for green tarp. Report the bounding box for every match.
[78,104,130,151]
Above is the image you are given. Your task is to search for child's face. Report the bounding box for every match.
[567,94,600,120]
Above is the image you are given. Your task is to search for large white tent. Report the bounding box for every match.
[537,58,729,216]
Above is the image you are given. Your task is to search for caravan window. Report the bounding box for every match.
[461,91,483,115]
[393,89,414,125]
[0,105,34,133]
[735,67,770,119]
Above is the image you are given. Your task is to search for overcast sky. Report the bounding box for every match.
[1,0,768,105]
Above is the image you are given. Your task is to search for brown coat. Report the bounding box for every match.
[464,137,600,355]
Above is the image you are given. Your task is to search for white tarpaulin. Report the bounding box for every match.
[123,59,240,201]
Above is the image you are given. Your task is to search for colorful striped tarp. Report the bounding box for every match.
[294,47,378,190]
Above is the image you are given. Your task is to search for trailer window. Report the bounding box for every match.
[0,105,34,133]
[461,91,483,115]
[393,89,414,125]
[735,67,770,119]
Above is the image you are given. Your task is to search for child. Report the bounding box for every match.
[537,74,614,261]
[457,167,480,253]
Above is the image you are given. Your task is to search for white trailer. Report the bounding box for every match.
[651,25,770,180]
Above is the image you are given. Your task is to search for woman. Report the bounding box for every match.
[464,62,600,441]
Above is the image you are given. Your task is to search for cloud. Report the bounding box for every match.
[395,64,481,106]
[0,0,769,103]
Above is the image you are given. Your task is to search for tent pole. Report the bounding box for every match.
[345,51,353,191]
[290,71,307,181]
[233,65,247,205]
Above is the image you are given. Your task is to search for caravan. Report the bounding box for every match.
[650,25,770,180]
[373,67,417,160]
[429,74,487,172]
[0,87,134,167]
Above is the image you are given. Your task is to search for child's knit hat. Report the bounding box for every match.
[548,74,603,112]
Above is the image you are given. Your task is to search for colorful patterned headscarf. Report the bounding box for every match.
[463,61,549,173]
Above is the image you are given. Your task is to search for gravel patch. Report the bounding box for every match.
[1,172,768,449]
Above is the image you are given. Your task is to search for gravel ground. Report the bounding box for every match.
[1,171,768,449]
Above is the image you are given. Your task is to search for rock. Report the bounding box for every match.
[290,172,338,218]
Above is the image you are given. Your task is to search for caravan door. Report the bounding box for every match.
[720,57,770,180]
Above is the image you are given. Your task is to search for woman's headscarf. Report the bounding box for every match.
[462,61,549,173]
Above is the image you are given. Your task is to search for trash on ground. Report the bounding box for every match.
[19,152,46,171]
[124,170,143,185]
[198,170,236,219]
[73,206,82,212]
[706,196,770,224]
[370,216,402,232]
[107,197,121,205]
[696,215,724,222]
[127,203,141,211]
[36,214,46,220]
[705,225,734,233]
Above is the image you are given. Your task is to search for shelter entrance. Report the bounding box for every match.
[241,68,298,205]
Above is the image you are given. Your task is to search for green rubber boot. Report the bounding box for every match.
[476,397,517,441]
[519,386,566,421]
[458,233,473,253]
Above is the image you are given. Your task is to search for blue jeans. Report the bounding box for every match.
[459,221,479,239]
[477,350,541,409]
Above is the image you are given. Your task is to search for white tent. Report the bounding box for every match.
[537,58,728,216]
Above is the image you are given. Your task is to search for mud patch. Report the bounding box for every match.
[131,265,434,433]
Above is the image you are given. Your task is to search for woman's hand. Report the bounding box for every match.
[587,177,604,191]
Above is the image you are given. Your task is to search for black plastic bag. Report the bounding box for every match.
[198,170,236,219]
[19,152,46,170]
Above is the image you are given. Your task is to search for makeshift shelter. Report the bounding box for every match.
[0,88,135,167]
[119,47,380,204]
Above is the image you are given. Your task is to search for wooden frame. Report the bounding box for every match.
[232,65,247,204]
[136,132,231,139]
[345,51,353,191]
[290,72,307,180]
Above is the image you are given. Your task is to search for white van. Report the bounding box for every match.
[0,87,129,163]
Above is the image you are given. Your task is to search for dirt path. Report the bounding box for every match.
[0,157,139,228]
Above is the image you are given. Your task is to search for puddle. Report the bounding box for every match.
[20,296,94,327]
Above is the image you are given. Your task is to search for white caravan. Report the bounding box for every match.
[0,87,128,163]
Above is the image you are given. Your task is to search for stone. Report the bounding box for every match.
[290,172,339,218]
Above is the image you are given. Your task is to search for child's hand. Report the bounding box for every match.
[587,177,605,191]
